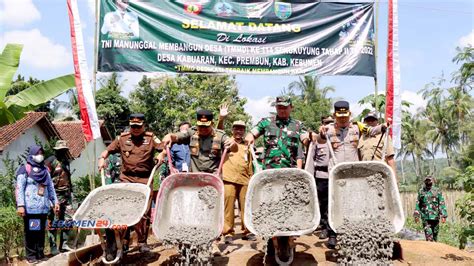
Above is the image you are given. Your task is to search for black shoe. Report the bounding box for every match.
[242,234,257,241]
[327,236,337,249]
[319,229,328,239]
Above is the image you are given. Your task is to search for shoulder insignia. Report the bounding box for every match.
[120,132,131,137]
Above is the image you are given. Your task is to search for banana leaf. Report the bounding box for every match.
[0,44,23,100]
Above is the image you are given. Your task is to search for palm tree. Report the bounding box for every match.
[288,76,335,104]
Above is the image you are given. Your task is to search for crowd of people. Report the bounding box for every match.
[14,96,447,264]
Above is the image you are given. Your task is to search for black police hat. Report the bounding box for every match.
[129,113,145,126]
[196,109,213,126]
[334,101,350,117]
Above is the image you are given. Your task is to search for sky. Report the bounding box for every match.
[0,0,473,124]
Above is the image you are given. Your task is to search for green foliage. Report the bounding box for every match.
[455,166,474,249]
[130,74,250,135]
[282,76,333,130]
[0,156,19,207]
[96,73,130,137]
[403,216,465,248]
[72,174,101,206]
[0,206,23,259]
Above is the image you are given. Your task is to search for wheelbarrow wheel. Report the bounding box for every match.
[275,237,294,265]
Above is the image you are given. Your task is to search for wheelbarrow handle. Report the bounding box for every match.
[146,164,159,187]
[249,144,262,173]
[216,148,228,177]
[165,146,179,175]
[325,133,338,166]
[100,169,106,187]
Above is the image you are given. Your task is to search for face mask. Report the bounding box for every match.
[32,154,44,163]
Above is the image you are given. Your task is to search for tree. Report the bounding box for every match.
[0,44,75,126]
[96,73,130,137]
[130,74,250,135]
[357,93,412,122]
[284,76,334,130]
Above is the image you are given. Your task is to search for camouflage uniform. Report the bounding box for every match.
[414,186,448,241]
[250,117,306,169]
[46,157,73,252]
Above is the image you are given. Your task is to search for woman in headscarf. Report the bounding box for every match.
[16,145,59,263]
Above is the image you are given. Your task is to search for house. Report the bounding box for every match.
[53,121,112,178]
[0,112,61,174]
[0,112,113,179]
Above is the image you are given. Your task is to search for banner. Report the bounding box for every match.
[98,0,375,76]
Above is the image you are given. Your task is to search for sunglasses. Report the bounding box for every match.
[130,125,143,129]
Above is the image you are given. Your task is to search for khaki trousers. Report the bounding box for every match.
[222,181,249,236]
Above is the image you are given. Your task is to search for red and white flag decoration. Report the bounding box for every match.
[67,0,101,141]
[386,0,401,149]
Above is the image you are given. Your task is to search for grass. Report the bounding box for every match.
[404,216,464,248]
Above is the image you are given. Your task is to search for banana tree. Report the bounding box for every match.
[0,44,75,126]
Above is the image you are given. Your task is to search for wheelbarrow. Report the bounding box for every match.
[326,129,405,234]
[152,147,226,264]
[244,145,320,265]
[73,165,158,264]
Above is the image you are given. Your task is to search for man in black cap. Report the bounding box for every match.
[160,109,237,173]
[98,113,162,258]
[317,101,386,248]
[358,111,397,179]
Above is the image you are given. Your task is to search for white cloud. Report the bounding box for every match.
[0,0,41,27]
[458,30,474,48]
[401,90,426,114]
[0,29,71,69]
[349,102,371,118]
[245,96,274,124]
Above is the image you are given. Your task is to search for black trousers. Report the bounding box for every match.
[23,213,48,261]
[315,178,336,237]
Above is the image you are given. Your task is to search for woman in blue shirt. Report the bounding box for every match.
[16,145,59,263]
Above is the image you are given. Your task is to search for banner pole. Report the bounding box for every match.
[374,0,380,117]
[91,0,101,190]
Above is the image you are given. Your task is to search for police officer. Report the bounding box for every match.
[358,111,397,179]
[98,113,161,258]
[46,140,73,254]
[312,116,334,240]
[317,101,385,249]
[244,96,308,260]
[160,109,237,173]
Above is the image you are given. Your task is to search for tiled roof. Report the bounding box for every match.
[52,120,112,158]
[0,112,60,151]
[52,121,86,158]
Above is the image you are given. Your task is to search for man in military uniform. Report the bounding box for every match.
[318,101,385,248]
[358,111,397,179]
[312,116,334,240]
[245,96,308,169]
[160,110,237,173]
[221,121,255,243]
[414,176,447,242]
[98,113,161,258]
[244,96,308,259]
[46,140,73,254]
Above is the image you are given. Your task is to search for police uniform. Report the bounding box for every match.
[414,177,448,242]
[175,110,229,173]
[46,140,73,253]
[103,113,161,255]
[358,112,395,161]
[250,97,306,169]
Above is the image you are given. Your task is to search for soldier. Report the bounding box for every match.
[160,109,237,173]
[45,140,73,254]
[221,121,255,244]
[317,101,385,249]
[244,96,308,260]
[312,116,334,240]
[358,111,397,178]
[414,176,447,242]
[98,113,162,259]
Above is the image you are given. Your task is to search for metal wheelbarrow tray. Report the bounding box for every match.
[328,161,405,233]
[152,172,225,243]
[73,183,152,228]
[244,168,320,237]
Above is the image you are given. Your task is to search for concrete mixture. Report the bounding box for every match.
[82,189,146,225]
[252,179,313,237]
[198,185,218,209]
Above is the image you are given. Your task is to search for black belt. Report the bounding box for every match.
[315,166,328,172]
[124,171,150,178]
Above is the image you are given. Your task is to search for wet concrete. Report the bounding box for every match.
[198,185,218,209]
[82,189,146,225]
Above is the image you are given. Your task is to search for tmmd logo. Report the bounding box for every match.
[184,3,202,15]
